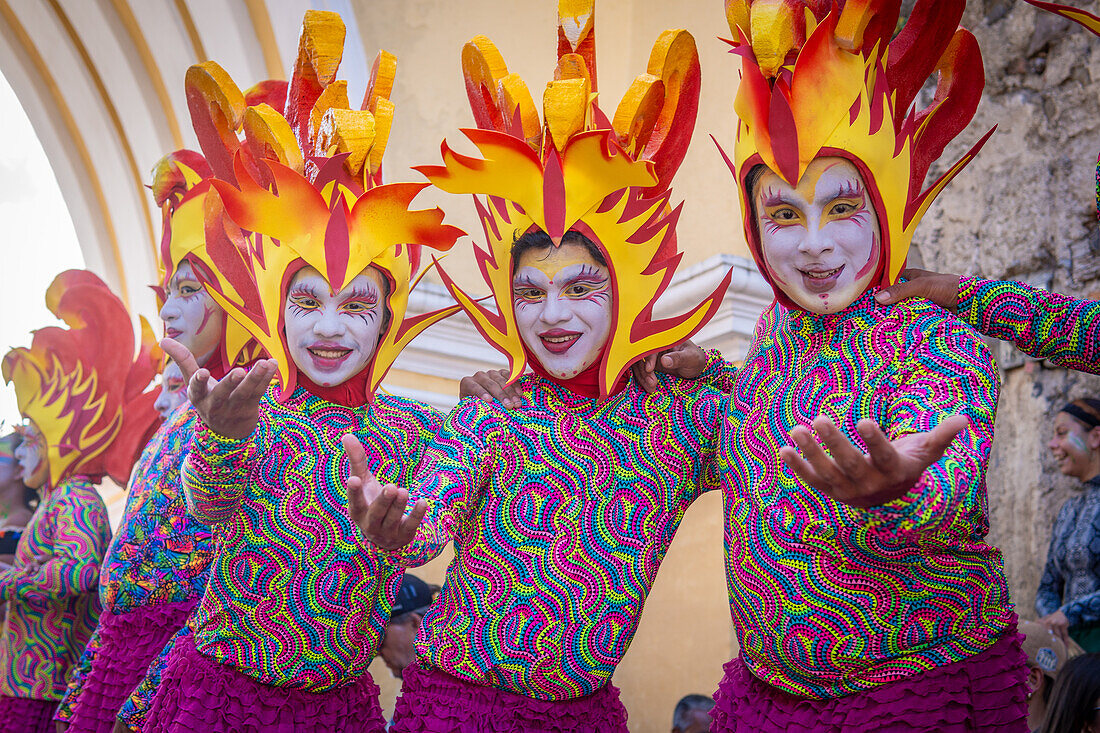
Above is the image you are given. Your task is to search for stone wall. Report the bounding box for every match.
[916,0,1100,617]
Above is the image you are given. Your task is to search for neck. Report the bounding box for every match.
[295,367,371,408]
[1027,698,1046,731]
[525,349,627,400]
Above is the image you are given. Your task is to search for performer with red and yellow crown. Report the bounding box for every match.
[708,0,1028,729]
[119,10,463,732]
[54,147,262,733]
[0,271,160,733]
[341,2,734,730]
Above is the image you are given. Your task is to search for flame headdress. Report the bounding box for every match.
[2,271,161,488]
[721,0,992,301]
[416,0,731,397]
[186,10,464,399]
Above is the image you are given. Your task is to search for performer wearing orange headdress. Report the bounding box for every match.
[0,271,159,733]
[343,3,733,730]
[54,149,259,733]
[707,0,1027,729]
[117,11,462,732]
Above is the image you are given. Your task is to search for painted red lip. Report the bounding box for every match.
[538,329,581,355]
[306,342,353,371]
[165,328,183,338]
[798,265,844,294]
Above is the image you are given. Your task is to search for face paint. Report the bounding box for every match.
[512,242,613,380]
[159,261,225,366]
[15,423,46,489]
[755,157,881,314]
[283,266,387,388]
[153,361,189,419]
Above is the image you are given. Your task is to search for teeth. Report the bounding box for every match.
[310,348,349,359]
[803,268,840,279]
[543,335,578,344]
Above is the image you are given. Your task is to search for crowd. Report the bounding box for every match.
[1,0,1100,732]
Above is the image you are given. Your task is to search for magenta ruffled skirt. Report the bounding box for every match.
[389,662,630,733]
[0,694,56,733]
[710,631,1029,733]
[63,600,196,733]
[137,630,385,733]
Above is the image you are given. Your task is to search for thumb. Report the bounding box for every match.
[874,278,927,305]
[341,433,368,481]
[161,338,200,383]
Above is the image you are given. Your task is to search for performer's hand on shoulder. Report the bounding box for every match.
[1039,609,1072,648]
[874,268,960,311]
[342,434,426,550]
[161,338,276,441]
[458,369,523,409]
[632,340,707,393]
[779,415,968,509]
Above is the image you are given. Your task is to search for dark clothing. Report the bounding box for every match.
[1036,477,1100,650]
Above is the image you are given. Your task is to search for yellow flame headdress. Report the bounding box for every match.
[719,0,992,304]
[416,0,731,397]
[2,271,161,488]
[184,10,464,399]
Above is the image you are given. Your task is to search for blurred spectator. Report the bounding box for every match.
[153,361,188,419]
[1039,653,1100,733]
[379,573,438,679]
[672,693,714,733]
[1023,621,1072,732]
[0,432,35,566]
[1038,399,1100,651]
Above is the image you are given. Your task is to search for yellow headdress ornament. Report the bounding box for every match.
[417,0,731,397]
[720,0,992,304]
[2,271,161,488]
[185,11,464,399]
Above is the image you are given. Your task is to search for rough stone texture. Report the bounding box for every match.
[914,1,1100,619]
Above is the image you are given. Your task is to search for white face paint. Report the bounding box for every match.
[159,261,225,366]
[512,241,613,380]
[283,266,387,388]
[755,157,881,314]
[153,361,189,419]
[14,423,45,488]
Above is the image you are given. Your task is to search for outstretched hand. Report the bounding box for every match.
[779,415,968,509]
[342,434,427,550]
[161,338,277,441]
[874,268,961,311]
[459,369,523,409]
[633,340,708,393]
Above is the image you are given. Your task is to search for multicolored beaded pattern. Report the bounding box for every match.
[402,369,725,701]
[116,625,187,731]
[0,477,110,699]
[719,290,1013,699]
[958,276,1099,375]
[182,387,441,692]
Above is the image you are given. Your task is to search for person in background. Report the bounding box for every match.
[1022,621,1073,732]
[0,433,36,567]
[671,694,714,733]
[1039,653,1100,733]
[152,362,188,421]
[378,574,439,680]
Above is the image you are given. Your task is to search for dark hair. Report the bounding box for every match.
[1039,653,1100,733]
[510,229,607,274]
[390,581,440,628]
[1061,398,1100,432]
[671,694,714,731]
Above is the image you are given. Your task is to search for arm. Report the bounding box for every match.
[957,277,1100,375]
[1062,589,1100,629]
[55,625,103,722]
[1036,511,1067,617]
[697,348,738,394]
[181,413,269,525]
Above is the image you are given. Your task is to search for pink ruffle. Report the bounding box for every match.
[0,694,56,733]
[64,600,196,733]
[710,631,1029,733]
[390,662,629,733]
[137,631,384,733]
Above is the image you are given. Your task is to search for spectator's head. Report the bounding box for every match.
[671,693,714,733]
[0,432,35,525]
[1040,653,1100,733]
[1022,621,1069,722]
[1050,399,1100,483]
[379,574,438,679]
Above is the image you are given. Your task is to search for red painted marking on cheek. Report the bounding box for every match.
[197,304,216,334]
[855,235,880,279]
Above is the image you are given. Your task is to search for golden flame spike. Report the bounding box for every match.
[285,10,346,154]
[612,74,665,157]
[558,0,596,92]
[243,104,305,173]
[363,49,397,110]
[367,97,394,182]
[309,80,350,146]
[498,73,542,149]
[726,0,751,39]
[316,109,377,178]
[750,0,804,78]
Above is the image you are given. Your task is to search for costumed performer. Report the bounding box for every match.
[55,148,259,733]
[123,10,463,732]
[708,0,1026,730]
[346,3,733,731]
[152,361,188,421]
[0,271,160,733]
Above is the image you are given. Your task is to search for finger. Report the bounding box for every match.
[378,486,409,535]
[187,369,213,406]
[206,368,246,406]
[789,426,846,488]
[363,486,399,538]
[812,418,868,479]
[633,355,660,394]
[856,419,898,470]
[341,434,369,481]
[396,499,429,545]
[922,415,968,463]
[460,376,493,402]
[161,338,200,383]
[874,278,927,304]
[779,445,829,492]
[234,360,277,402]
[346,475,369,528]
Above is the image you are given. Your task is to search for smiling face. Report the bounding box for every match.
[754,157,882,314]
[1049,411,1100,482]
[14,423,46,489]
[512,240,613,380]
[283,266,387,388]
[159,260,225,366]
[153,361,188,419]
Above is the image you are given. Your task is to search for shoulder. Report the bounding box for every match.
[880,298,994,366]
[372,394,445,427]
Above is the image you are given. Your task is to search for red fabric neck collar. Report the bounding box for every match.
[294,367,370,408]
[524,346,628,400]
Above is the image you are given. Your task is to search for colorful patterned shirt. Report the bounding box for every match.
[181,387,441,692]
[1036,477,1100,629]
[56,403,210,721]
[957,276,1100,374]
[399,369,725,700]
[721,290,1012,699]
[0,476,110,700]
